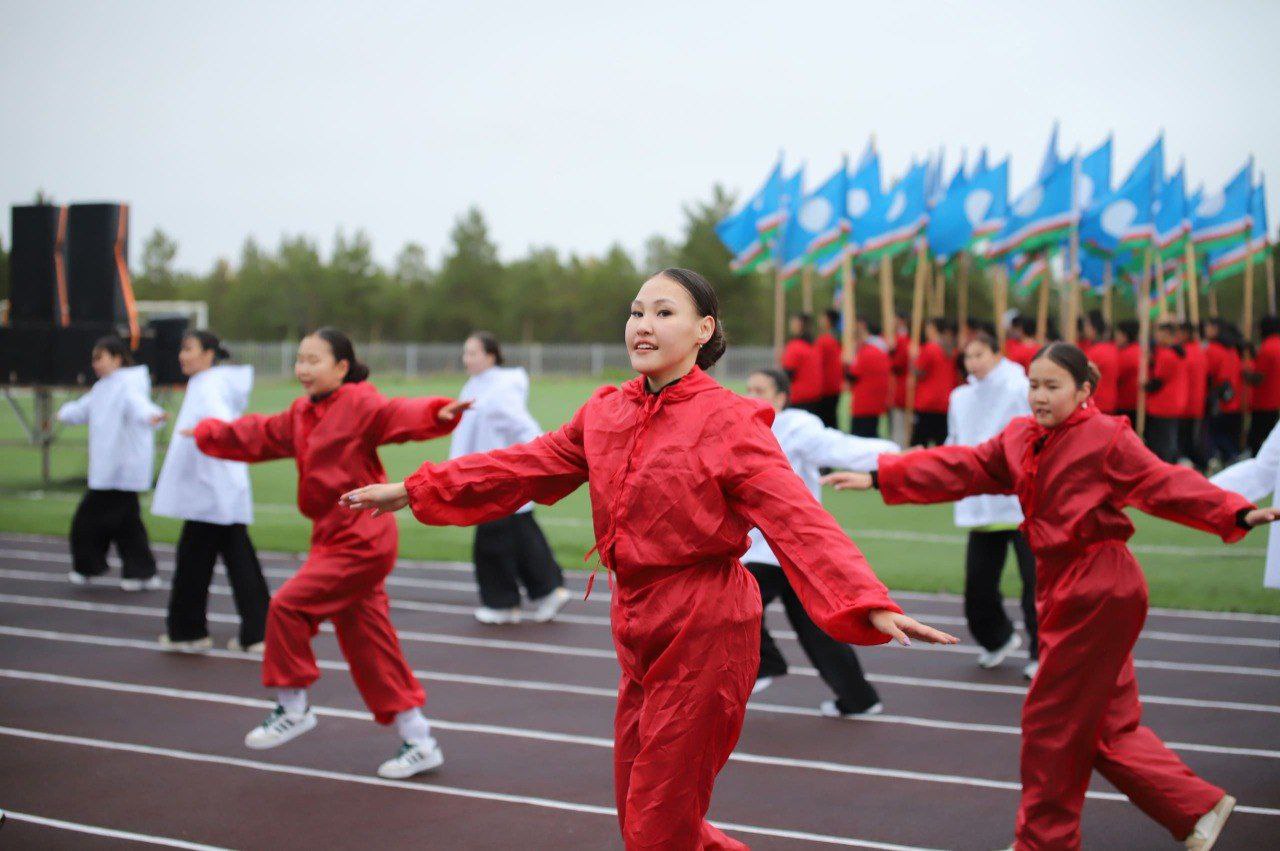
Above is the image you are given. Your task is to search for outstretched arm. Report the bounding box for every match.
[368,396,469,446]
[56,390,94,425]
[873,431,1017,505]
[794,415,899,472]
[194,408,296,463]
[1211,419,1280,504]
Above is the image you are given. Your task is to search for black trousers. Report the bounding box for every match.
[69,489,156,579]
[473,512,564,609]
[1249,409,1279,457]
[747,561,880,712]
[1145,416,1181,463]
[817,394,841,429]
[912,411,949,447]
[849,415,882,438]
[791,399,825,420]
[167,520,270,645]
[964,529,1038,658]
[1207,412,1243,466]
[1176,418,1209,471]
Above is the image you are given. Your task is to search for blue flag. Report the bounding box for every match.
[715,158,801,273]
[994,155,1077,257]
[1080,135,1163,258]
[1076,136,1112,211]
[1154,166,1190,257]
[1192,159,1253,254]
[855,161,929,261]
[926,155,1003,259]
[1038,122,1062,182]
[778,165,851,280]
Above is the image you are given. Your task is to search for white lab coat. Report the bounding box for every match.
[450,366,543,514]
[57,365,164,492]
[947,358,1030,528]
[743,407,900,567]
[1210,421,1280,589]
[152,365,255,525]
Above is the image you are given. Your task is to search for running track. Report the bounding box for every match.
[0,532,1276,850]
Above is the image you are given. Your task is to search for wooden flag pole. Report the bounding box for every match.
[879,256,894,342]
[802,264,814,314]
[933,258,946,319]
[1156,253,1170,322]
[1208,286,1219,318]
[906,242,928,444]
[840,253,857,358]
[1035,260,1050,343]
[958,252,970,333]
[1065,225,1081,344]
[994,264,1009,349]
[1102,263,1114,328]
[1184,242,1200,327]
[1137,248,1153,436]
[1267,247,1277,316]
[1243,243,1255,339]
[773,267,786,359]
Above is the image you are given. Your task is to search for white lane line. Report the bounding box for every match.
[0,725,945,851]
[1,625,1275,762]
[1,559,1275,663]
[0,810,231,850]
[4,592,1278,711]
[3,538,1278,624]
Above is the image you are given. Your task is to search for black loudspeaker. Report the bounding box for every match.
[141,316,189,386]
[8,205,68,324]
[65,204,135,328]
[0,324,55,384]
[51,323,120,386]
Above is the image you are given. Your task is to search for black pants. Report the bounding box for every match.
[69,489,156,579]
[850,415,881,438]
[1176,418,1209,471]
[817,395,841,429]
[473,512,564,609]
[167,520,270,645]
[792,399,825,420]
[912,411,949,447]
[1145,416,1180,463]
[748,561,880,712]
[964,529,1038,658]
[1207,412,1243,466]
[1249,409,1279,457]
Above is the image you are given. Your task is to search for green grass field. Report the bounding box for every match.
[2,375,1277,614]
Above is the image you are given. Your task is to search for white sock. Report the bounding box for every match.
[277,688,308,717]
[394,707,433,745]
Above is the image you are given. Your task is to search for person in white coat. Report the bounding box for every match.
[1211,418,1280,591]
[743,368,900,717]
[454,332,570,624]
[152,331,270,653]
[948,330,1039,679]
[57,336,167,590]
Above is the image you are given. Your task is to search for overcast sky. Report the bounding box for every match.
[3,0,1278,272]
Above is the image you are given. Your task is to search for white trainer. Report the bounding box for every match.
[1184,794,1236,850]
[530,587,573,623]
[751,676,775,695]
[158,633,213,653]
[474,606,521,625]
[67,571,92,586]
[120,576,164,592]
[1022,660,1040,680]
[227,637,266,654]
[820,699,884,719]
[977,632,1022,669]
[244,705,317,750]
[377,738,445,779]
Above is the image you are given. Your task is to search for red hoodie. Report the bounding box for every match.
[781,338,824,404]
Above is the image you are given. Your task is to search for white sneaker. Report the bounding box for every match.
[377,738,445,779]
[67,571,90,586]
[1022,660,1039,680]
[977,632,1022,669]
[474,606,521,625]
[244,705,317,750]
[158,633,213,653]
[530,587,572,623]
[1184,794,1236,850]
[751,676,775,695]
[227,638,266,654]
[120,576,164,592]
[820,699,884,719]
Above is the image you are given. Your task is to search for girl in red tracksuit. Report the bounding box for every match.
[824,341,1278,851]
[343,268,958,850]
[191,327,467,780]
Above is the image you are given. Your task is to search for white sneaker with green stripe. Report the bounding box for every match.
[244,705,317,750]
[377,738,444,779]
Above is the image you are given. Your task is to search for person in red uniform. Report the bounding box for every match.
[1246,315,1280,455]
[823,341,1278,851]
[780,313,824,418]
[847,319,891,438]
[912,318,958,446]
[1080,311,1119,414]
[1204,318,1245,467]
[815,308,844,428]
[1177,322,1210,471]
[1145,323,1188,462]
[341,268,958,851]
[889,315,911,445]
[1003,316,1039,370]
[190,327,467,779]
[1114,320,1140,425]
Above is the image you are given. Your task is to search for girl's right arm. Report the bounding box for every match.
[876,429,1017,505]
[193,407,296,463]
[1211,420,1280,503]
[56,389,94,425]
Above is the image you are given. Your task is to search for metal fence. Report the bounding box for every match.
[226,341,781,381]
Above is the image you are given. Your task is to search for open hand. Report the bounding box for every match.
[1245,507,1280,527]
[439,399,474,422]
[178,428,195,437]
[870,610,960,646]
[340,481,410,516]
[820,471,873,491]
[150,412,169,426]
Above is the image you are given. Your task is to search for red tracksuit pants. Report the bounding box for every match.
[261,544,425,724]
[1015,542,1222,849]
[611,562,761,850]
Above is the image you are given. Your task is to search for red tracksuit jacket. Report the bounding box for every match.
[403,366,900,849]
[1083,340,1119,414]
[781,338,824,404]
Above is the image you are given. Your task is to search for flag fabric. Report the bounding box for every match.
[715,158,802,273]
[993,155,1077,257]
[926,155,1005,259]
[1206,179,1267,283]
[854,161,929,262]
[846,140,883,239]
[1038,122,1062,182]
[1009,250,1053,297]
[1154,166,1191,260]
[1076,136,1112,212]
[778,165,851,281]
[1192,159,1254,255]
[1080,135,1163,260]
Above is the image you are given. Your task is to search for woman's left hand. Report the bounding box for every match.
[1245,507,1280,527]
[340,481,410,516]
[439,399,474,422]
[869,610,960,646]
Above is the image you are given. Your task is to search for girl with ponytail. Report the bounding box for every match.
[341,268,957,849]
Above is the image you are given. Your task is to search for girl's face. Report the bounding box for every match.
[625,275,713,384]
[462,336,494,376]
[92,348,123,379]
[963,341,1000,380]
[1027,357,1091,427]
[745,372,786,413]
[295,334,348,396]
[179,337,215,377]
